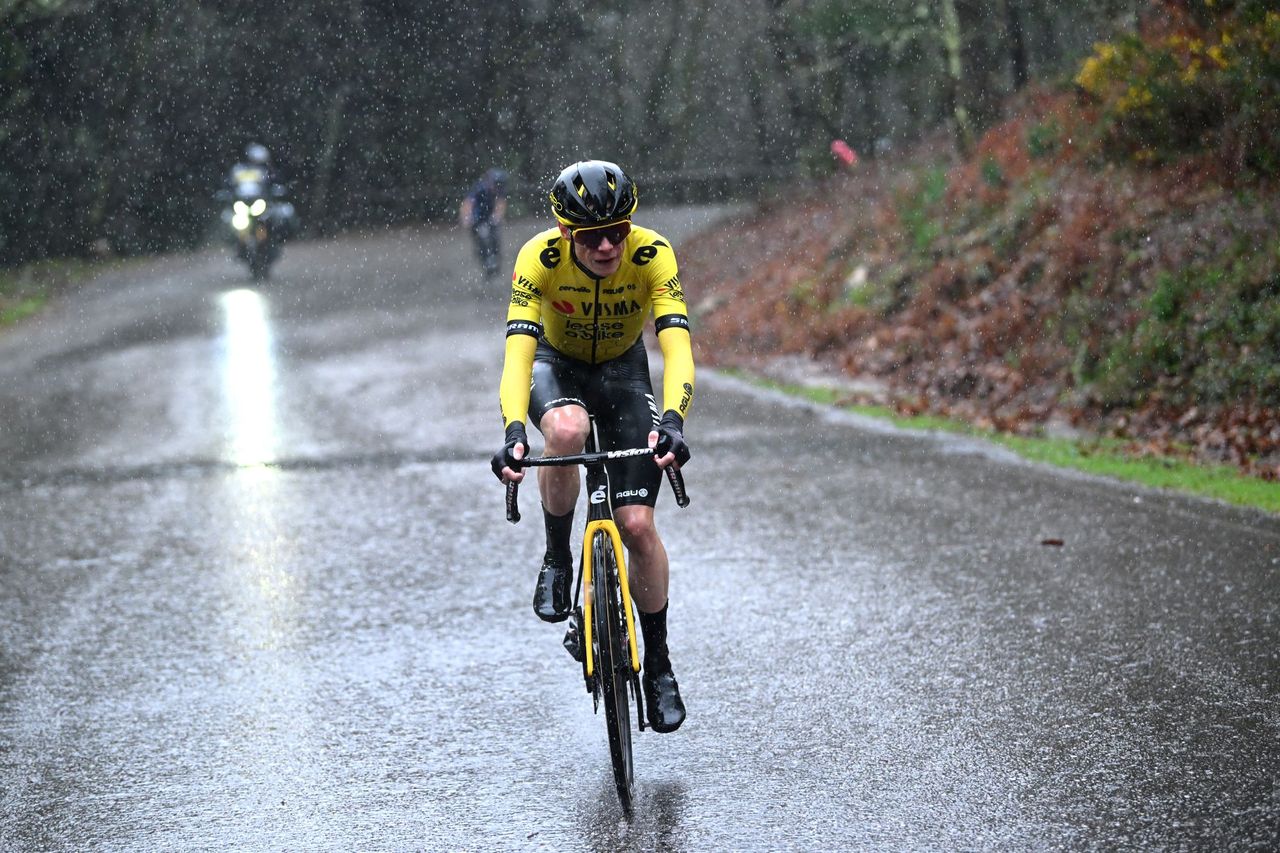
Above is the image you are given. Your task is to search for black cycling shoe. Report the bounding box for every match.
[642,664,686,733]
[532,555,572,623]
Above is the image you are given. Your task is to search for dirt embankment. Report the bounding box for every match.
[681,92,1280,479]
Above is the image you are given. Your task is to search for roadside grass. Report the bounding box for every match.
[0,258,114,329]
[727,370,1280,515]
[1,295,44,326]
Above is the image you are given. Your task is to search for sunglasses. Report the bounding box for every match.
[571,220,631,249]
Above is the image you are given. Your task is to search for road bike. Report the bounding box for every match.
[504,418,689,813]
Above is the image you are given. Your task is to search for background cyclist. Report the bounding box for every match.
[459,168,508,279]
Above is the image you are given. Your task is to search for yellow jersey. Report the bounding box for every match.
[499,224,694,430]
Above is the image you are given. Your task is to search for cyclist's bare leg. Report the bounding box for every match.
[614,504,669,614]
[530,405,590,621]
[537,404,589,515]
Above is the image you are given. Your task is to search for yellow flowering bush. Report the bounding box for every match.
[1075,1,1280,174]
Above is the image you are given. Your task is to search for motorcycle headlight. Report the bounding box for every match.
[233,200,249,215]
[250,198,267,216]
[232,211,251,231]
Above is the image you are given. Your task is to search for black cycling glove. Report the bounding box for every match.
[491,421,528,481]
[653,410,691,467]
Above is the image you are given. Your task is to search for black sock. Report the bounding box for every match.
[639,602,670,669]
[543,507,574,564]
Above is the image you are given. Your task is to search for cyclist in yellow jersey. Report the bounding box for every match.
[491,160,691,732]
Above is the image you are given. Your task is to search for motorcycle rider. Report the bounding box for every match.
[221,143,297,241]
[459,168,508,279]
[227,143,277,197]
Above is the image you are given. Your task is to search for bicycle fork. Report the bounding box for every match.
[581,520,642,679]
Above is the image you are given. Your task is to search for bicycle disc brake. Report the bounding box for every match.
[563,606,585,663]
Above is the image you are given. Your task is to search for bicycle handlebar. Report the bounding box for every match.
[504,447,690,523]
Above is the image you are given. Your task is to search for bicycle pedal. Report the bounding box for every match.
[562,608,585,663]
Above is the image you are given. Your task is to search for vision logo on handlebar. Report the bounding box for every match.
[607,448,653,459]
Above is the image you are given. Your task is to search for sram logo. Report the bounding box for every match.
[590,486,608,505]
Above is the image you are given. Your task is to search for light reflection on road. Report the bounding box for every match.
[220,288,278,468]
[217,288,324,807]
[217,285,301,652]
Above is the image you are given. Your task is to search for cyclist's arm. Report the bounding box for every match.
[656,324,693,421]
[647,239,694,421]
[653,319,693,470]
[498,240,548,429]
[499,331,538,429]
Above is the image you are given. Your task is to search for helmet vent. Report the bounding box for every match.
[550,159,636,226]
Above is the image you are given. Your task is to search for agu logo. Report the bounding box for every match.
[551,300,575,315]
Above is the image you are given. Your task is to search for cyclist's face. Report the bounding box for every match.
[560,224,624,277]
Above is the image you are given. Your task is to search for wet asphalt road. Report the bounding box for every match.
[1,208,1278,851]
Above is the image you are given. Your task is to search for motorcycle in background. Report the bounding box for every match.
[218,182,296,281]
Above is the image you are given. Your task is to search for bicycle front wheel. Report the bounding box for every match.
[591,530,635,813]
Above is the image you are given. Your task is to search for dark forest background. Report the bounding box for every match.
[1,0,1142,265]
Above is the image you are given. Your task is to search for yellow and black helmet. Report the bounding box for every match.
[548,160,638,227]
